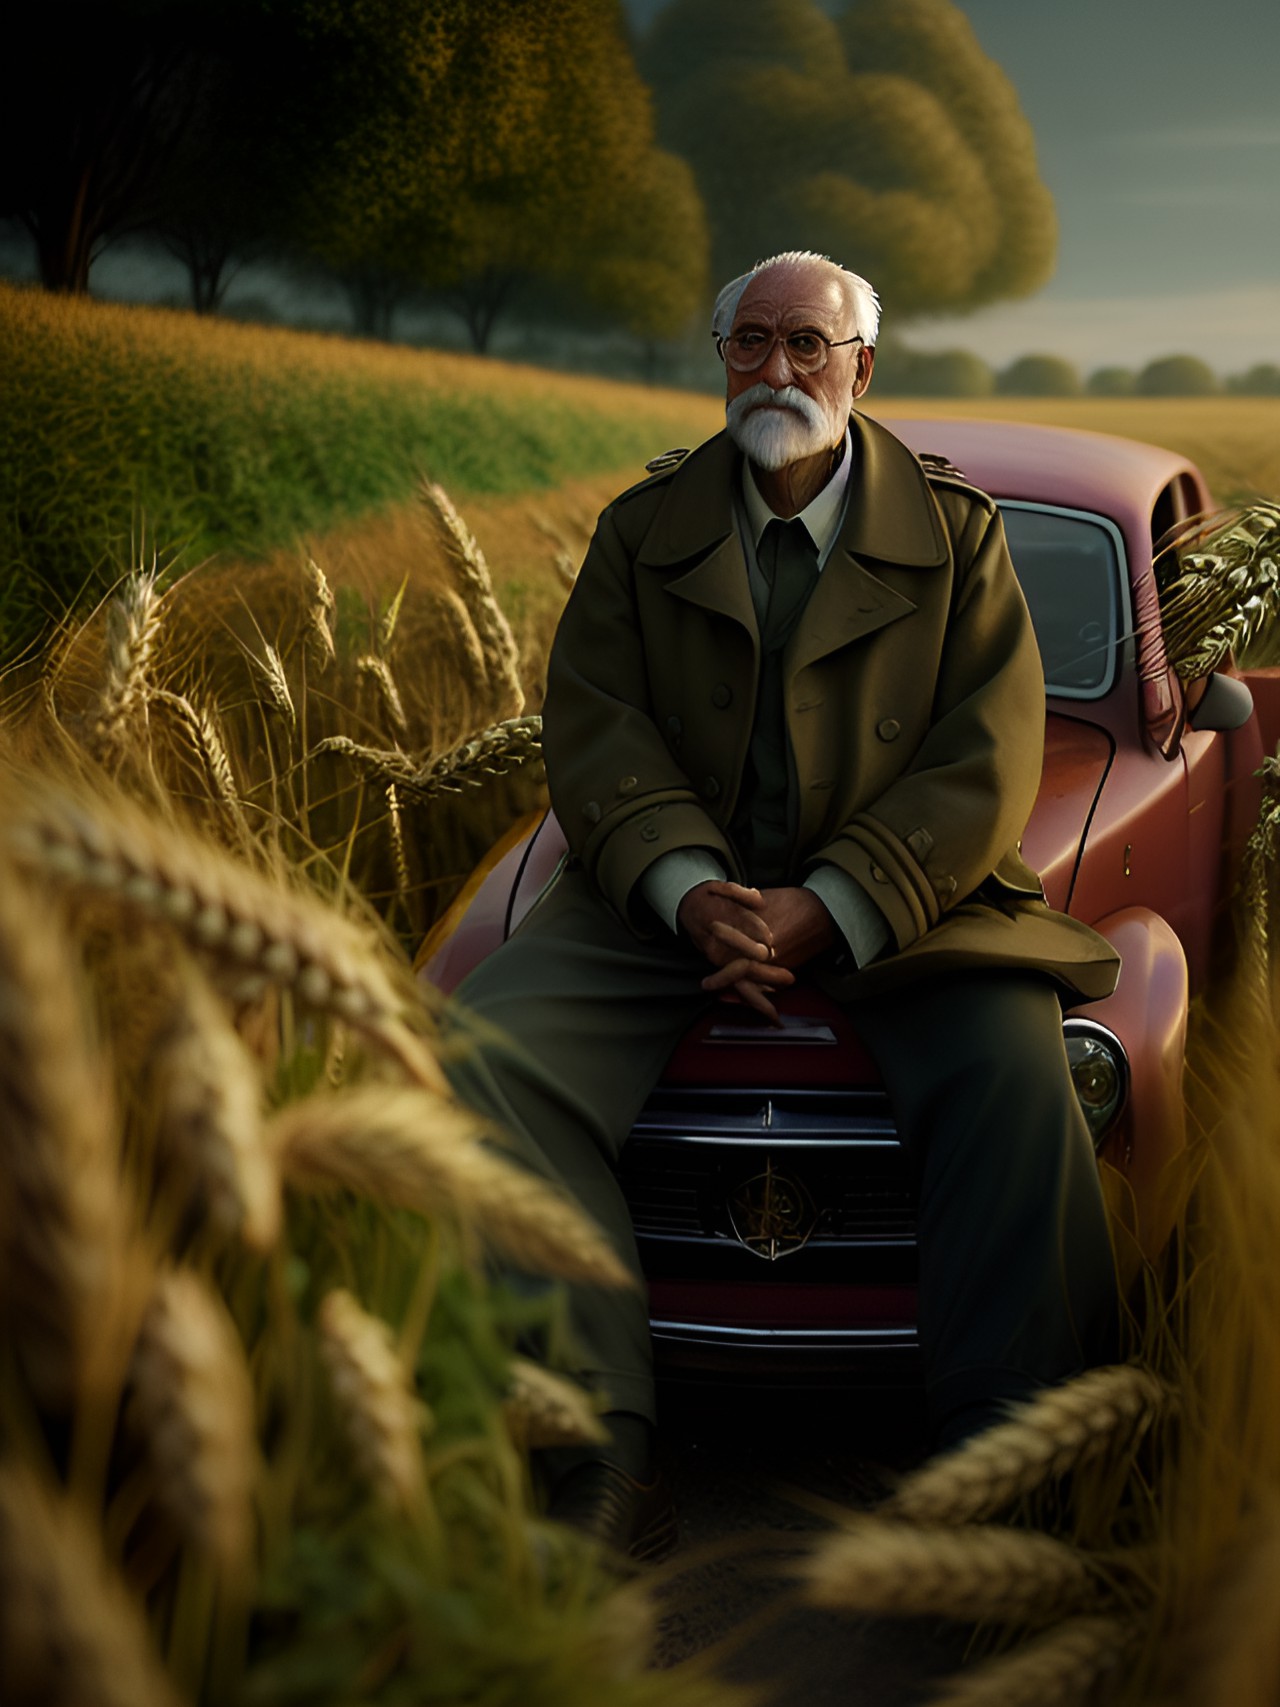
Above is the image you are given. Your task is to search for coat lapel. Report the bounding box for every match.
[636,432,759,640]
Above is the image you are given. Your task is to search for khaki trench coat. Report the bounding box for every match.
[542,410,1119,1004]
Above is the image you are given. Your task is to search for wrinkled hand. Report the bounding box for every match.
[677,880,795,1021]
[697,886,836,1024]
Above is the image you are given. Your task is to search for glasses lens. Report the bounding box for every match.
[723,332,828,374]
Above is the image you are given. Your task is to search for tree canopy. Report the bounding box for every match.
[640,0,1057,324]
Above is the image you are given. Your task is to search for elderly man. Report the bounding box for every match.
[444,251,1120,1557]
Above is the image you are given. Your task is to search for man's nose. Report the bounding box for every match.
[758,336,797,387]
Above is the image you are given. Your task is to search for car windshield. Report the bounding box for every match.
[1000,504,1123,698]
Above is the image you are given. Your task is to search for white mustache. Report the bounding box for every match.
[725,383,825,434]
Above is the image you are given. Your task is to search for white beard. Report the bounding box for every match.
[725,383,838,470]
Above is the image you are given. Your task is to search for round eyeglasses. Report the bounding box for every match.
[716,328,864,375]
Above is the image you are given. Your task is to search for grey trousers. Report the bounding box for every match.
[441,867,1119,1442]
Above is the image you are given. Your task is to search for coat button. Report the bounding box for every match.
[938,875,957,898]
[640,822,660,842]
[877,718,901,742]
[870,864,889,883]
[582,801,601,823]
[711,683,733,708]
[618,775,637,793]
[701,776,721,800]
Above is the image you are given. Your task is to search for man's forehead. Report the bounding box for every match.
[733,263,847,328]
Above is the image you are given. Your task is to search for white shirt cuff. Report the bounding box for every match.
[640,849,727,933]
[803,865,891,968]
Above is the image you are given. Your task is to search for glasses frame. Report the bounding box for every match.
[715,327,865,375]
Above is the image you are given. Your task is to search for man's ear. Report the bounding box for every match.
[852,345,875,400]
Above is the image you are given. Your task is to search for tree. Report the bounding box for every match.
[1087,366,1137,397]
[640,0,1056,322]
[0,1,231,293]
[1136,356,1220,397]
[293,0,709,350]
[998,355,1082,397]
[872,340,994,396]
[1228,363,1280,396]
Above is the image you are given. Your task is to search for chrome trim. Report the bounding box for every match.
[651,1319,918,1346]
[629,1132,900,1150]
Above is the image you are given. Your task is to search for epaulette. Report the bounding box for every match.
[918,451,996,511]
[644,447,690,474]
[610,447,691,507]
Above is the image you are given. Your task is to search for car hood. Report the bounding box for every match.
[1021,712,1114,913]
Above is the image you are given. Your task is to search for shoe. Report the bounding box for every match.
[545,1460,679,1562]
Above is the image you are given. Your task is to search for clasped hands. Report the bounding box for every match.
[676,879,836,1024]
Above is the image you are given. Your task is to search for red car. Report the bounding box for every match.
[420,418,1274,1382]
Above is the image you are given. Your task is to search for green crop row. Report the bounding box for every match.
[0,285,714,665]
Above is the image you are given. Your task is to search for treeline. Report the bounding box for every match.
[1,0,1058,352]
[875,344,1280,398]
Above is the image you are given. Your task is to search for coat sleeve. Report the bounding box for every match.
[542,499,738,930]
[804,497,1047,954]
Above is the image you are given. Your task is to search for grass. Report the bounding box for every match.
[0,283,722,663]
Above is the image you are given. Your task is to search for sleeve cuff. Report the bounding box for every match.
[804,864,891,969]
[640,849,728,933]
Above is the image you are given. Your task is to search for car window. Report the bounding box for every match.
[999,504,1124,698]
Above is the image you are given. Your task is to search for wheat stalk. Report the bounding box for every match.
[419,481,524,717]
[884,1366,1172,1526]
[304,557,336,671]
[357,655,408,739]
[128,1267,257,1574]
[272,1085,632,1288]
[0,1464,184,1707]
[430,587,490,693]
[0,864,129,1408]
[92,569,163,759]
[2,770,446,1094]
[149,964,279,1252]
[386,783,410,904]
[378,574,408,654]
[1157,501,1280,678]
[318,1288,430,1513]
[926,1614,1140,1707]
[503,1357,607,1451]
[803,1517,1104,1624]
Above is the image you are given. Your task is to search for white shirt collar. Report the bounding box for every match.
[741,427,853,561]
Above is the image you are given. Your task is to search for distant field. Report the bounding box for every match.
[868,396,1280,506]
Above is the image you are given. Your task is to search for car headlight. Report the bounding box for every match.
[1062,1019,1129,1149]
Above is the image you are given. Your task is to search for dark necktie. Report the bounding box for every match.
[758,516,820,650]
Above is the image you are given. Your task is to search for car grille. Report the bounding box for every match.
[618,1086,917,1255]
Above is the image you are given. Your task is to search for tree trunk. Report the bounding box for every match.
[346,273,399,340]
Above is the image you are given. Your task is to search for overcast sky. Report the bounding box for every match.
[629,0,1280,373]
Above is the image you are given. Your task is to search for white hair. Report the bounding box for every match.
[711,250,881,346]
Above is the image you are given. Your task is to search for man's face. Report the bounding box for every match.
[724,261,874,470]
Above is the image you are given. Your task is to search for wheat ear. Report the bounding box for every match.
[378,574,408,653]
[419,481,525,717]
[0,864,129,1408]
[128,1267,257,1574]
[304,557,336,670]
[151,690,239,804]
[248,642,296,726]
[884,1366,1172,1526]
[0,1464,184,1707]
[503,1358,608,1451]
[318,1288,430,1513]
[357,655,409,739]
[272,1085,632,1288]
[386,783,410,904]
[92,569,163,759]
[149,964,279,1252]
[803,1518,1103,1625]
[3,772,446,1094]
[313,718,542,802]
[926,1615,1140,1707]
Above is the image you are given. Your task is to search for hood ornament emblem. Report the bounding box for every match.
[727,1158,817,1260]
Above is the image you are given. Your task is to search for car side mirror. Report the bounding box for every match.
[1187,671,1254,732]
